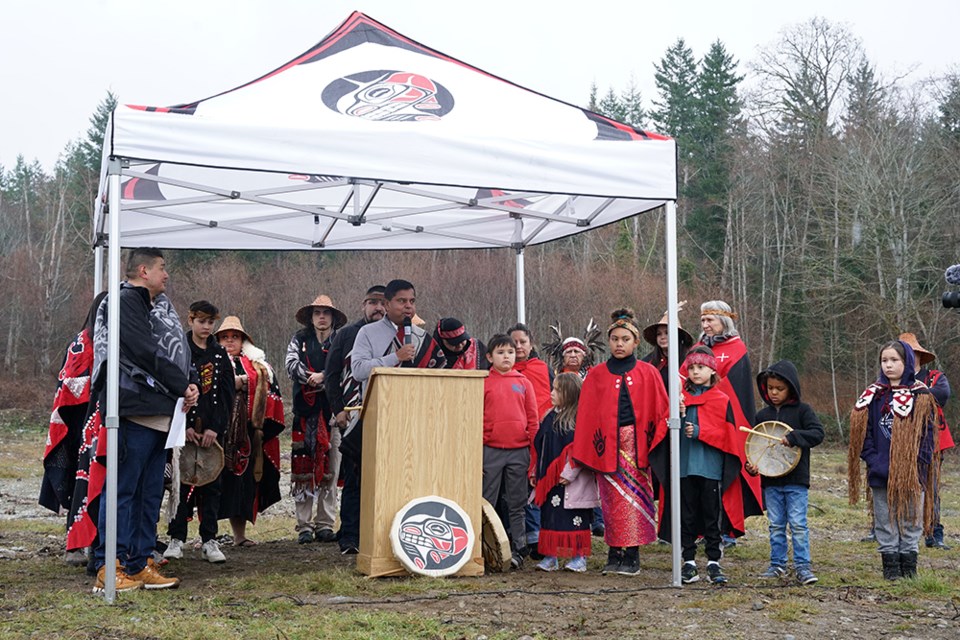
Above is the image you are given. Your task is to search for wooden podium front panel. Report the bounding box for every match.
[357,369,486,577]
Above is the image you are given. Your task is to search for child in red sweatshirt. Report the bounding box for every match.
[482,333,540,569]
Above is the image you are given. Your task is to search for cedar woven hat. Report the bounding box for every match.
[179,440,224,487]
[215,315,253,344]
[898,332,936,366]
[295,294,348,329]
[643,302,694,349]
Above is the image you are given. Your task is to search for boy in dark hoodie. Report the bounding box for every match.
[746,360,824,585]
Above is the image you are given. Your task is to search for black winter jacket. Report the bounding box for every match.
[96,283,193,418]
[755,359,824,488]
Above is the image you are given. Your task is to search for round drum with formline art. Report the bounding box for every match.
[389,496,475,577]
[743,420,802,478]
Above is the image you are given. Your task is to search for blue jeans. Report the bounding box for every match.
[525,503,541,545]
[764,484,811,568]
[94,419,167,573]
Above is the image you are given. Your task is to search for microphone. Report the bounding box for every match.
[403,317,412,345]
[946,264,960,286]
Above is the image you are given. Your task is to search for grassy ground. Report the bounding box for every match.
[1,413,958,639]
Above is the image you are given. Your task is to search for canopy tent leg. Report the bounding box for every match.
[94,245,104,295]
[665,201,682,587]
[515,248,526,324]
[102,163,123,602]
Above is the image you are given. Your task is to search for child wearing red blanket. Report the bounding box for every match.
[532,373,597,573]
[572,308,668,575]
[651,346,744,585]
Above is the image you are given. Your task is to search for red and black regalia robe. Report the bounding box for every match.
[219,351,285,523]
[649,385,746,539]
[572,356,668,547]
[514,357,553,420]
[40,329,93,515]
[682,336,762,520]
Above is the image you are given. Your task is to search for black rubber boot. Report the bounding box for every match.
[881,552,902,580]
[617,546,641,575]
[899,551,918,579]
[602,547,623,574]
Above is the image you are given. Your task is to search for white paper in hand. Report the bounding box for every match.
[165,398,187,449]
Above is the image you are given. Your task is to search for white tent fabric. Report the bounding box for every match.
[94,11,675,250]
[93,11,684,598]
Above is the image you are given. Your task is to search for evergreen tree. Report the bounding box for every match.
[598,87,626,124]
[651,38,699,147]
[939,75,960,140]
[618,77,646,129]
[587,81,599,112]
[842,60,885,135]
[685,41,742,263]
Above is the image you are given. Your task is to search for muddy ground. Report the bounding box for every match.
[1,427,958,639]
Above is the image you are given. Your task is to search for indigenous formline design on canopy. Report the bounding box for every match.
[95,11,676,251]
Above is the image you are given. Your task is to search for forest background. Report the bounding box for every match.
[2,17,958,438]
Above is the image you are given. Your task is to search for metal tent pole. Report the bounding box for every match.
[665,201,682,587]
[94,245,104,295]
[515,249,526,324]
[514,217,526,323]
[102,161,123,602]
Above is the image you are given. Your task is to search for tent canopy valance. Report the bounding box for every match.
[94,11,676,250]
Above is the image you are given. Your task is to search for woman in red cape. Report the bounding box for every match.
[509,323,553,420]
[572,308,667,575]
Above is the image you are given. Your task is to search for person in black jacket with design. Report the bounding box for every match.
[745,359,824,586]
[91,248,199,592]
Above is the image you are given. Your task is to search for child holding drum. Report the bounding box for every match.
[745,360,824,585]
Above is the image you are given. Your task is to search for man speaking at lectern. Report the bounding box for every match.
[341,279,445,553]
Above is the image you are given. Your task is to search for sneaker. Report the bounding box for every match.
[130,559,181,590]
[151,550,169,567]
[860,531,877,543]
[315,528,337,543]
[298,530,314,545]
[163,539,184,560]
[564,556,587,573]
[340,544,359,555]
[201,539,226,564]
[721,537,737,550]
[535,556,559,572]
[930,540,952,550]
[681,562,699,584]
[796,566,818,585]
[707,562,728,584]
[759,565,786,579]
[616,558,641,576]
[92,561,144,593]
[510,552,525,570]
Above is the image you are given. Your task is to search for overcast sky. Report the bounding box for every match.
[1,0,957,171]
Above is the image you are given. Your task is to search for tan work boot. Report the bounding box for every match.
[130,557,181,590]
[92,560,144,593]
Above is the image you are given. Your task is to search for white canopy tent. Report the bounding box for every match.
[93,11,685,599]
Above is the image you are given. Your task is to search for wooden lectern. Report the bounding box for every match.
[357,368,487,577]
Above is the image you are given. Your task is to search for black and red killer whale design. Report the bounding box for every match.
[397,506,470,571]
